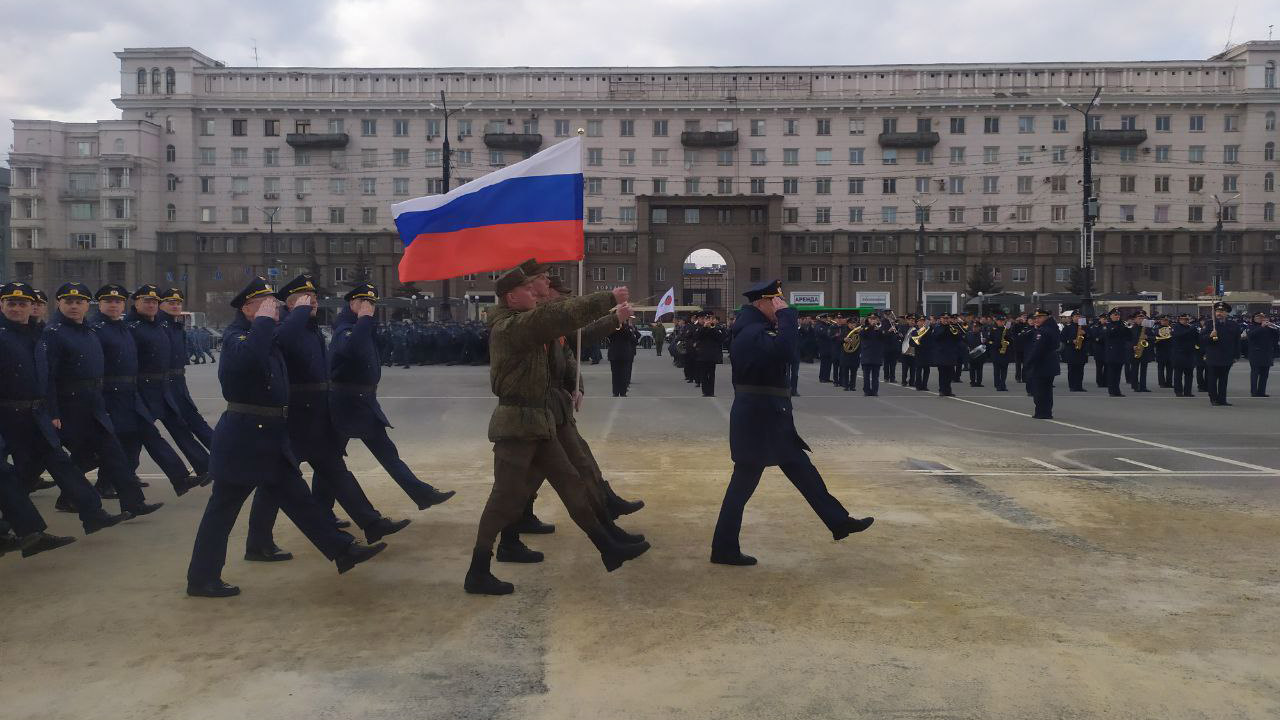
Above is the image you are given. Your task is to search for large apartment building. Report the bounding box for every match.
[7,43,1280,321]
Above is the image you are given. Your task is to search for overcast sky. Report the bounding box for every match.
[2,0,1275,165]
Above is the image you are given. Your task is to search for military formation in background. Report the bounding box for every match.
[375,319,490,368]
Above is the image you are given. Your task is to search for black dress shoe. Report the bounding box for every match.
[244,544,294,562]
[123,501,164,516]
[186,579,241,598]
[83,510,131,534]
[54,496,78,513]
[710,549,758,566]
[1220,401,1233,406]
[365,516,411,544]
[95,484,119,500]
[336,541,387,574]
[28,479,56,492]
[833,516,875,541]
[412,487,456,511]
[496,539,545,563]
[20,532,76,558]
[173,475,201,497]
[1109,392,1126,397]
[333,518,353,529]
[600,540,651,572]
[195,473,213,487]
[0,534,20,557]
[1031,414,1054,419]
[512,514,555,535]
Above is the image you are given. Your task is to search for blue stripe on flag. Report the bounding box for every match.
[395,173,583,243]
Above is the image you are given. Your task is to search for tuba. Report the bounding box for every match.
[843,326,862,353]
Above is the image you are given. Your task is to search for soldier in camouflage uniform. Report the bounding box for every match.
[464,265,650,595]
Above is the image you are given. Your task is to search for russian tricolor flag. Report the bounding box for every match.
[393,136,584,283]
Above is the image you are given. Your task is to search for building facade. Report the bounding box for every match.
[0,167,9,281]
[7,43,1280,321]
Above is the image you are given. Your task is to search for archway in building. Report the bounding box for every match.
[681,248,734,319]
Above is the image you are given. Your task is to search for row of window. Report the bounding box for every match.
[189,111,1280,140]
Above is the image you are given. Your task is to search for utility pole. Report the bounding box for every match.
[911,197,935,315]
[429,92,472,322]
[1211,192,1240,296]
[1059,88,1101,316]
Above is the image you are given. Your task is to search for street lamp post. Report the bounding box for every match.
[1211,193,1240,297]
[1059,88,1102,317]
[429,92,473,322]
[911,197,935,315]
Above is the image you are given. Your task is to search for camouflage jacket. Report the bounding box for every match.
[487,291,614,442]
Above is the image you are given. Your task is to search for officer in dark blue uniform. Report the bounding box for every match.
[1025,309,1061,419]
[858,314,887,397]
[127,285,211,478]
[186,277,387,598]
[41,282,164,517]
[1059,310,1090,392]
[159,288,215,450]
[1170,313,1199,397]
[1102,309,1131,397]
[1245,311,1278,397]
[329,283,455,511]
[710,280,874,566]
[245,274,410,561]
[92,283,204,497]
[0,282,131,534]
[929,315,965,397]
[1200,301,1242,406]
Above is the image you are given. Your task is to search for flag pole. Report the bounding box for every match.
[574,127,586,408]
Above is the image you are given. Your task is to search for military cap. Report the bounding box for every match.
[161,287,185,302]
[548,275,572,295]
[1033,309,1051,318]
[32,289,47,304]
[132,284,161,300]
[344,283,379,302]
[96,283,129,301]
[494,266,532,297]
[1213,301,1232,312]
[0,281,38,302]
[274,273,320,301]
[517,258,550,276]
[230,276,276,309]
[743,279,783,302]
[1107,307,1121,315]
[55,282,92,301]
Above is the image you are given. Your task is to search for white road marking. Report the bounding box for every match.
[1023,457,1063,471]
[825,416,864,435]
[600,397,623,440]
[1114,457,1170,472]
[945,395,1280,474]
[904,469,1278,477]
[710,397,731,422]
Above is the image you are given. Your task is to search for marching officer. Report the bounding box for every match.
[1025,309,1061,419]
[92,283,205,497]
[1200,301,1242,406]
[0,281,130,534]
[329,284,456,511]
[41,282,164,518]
[0,432,76,558]
[929,315,965,397]
[1129,310,1155,393]
[1170,313,1199,397]
[159,288,215,450]
[710,280,873,566]
[859,314,887,397]
[1060,310,1090,392]
[186,277,387,598]
[245,274,411,562]
[1246,311,1279,397]
[1154,315,1175,388]
[694,313,727,397]
[127,285,211,478]
[990,315,1013,392]
[1102,309,1131,397]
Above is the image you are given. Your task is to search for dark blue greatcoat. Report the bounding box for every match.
[39,316,115,438]
[859,326,887,366]
[162,315,207,426]
[0,316,60,449]
[1102,321,1133,365]
[1170,323,1199,369]
[1025,321,1062,379]
[211,311,297,486]
[93,314,153,434]
[727,305,811,467]
[928,324,967,367]
[1200,320,1242,367]
[1245,325,1278,366]
[274,308,337,458]
[126,310,180,419]
[328,308,392,437]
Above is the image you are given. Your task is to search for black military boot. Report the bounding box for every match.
[512,506,555,534]
[602,481,645,518]
[186,579,241,598]
[464,548,515,594]
[335,541,387,574]
[604,519,645,545]
[588,529,651,572]
[496,531,544,564]
[123,501,164,517]
[710,549,757,566]
[411,486,456,511]
[832,516,875,541]
[20,531,76,558]
[173,475,203,497]
[365,516,411,544]
[82,509,132,534]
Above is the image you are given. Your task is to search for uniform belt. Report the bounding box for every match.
[167,368,186,378]
[57,378,104,394]
[290,382,330,393]
[733,384,792,398]
[330,383,377,394]
[498,397,546,408]
[226,402,288,418]
[103,375,136,384]
[138,372,166,381]
[0,398,43,410]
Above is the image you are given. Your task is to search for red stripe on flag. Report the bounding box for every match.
[397,220,584,283]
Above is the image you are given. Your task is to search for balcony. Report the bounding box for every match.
[1085,129,1148,147]
[877,131,941,148]
[9,185,40,197]
[680,130,739,148]
[483,133,543,152]
[101,184,135,197]
[58,187,99,201]
[285,133,350,149]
